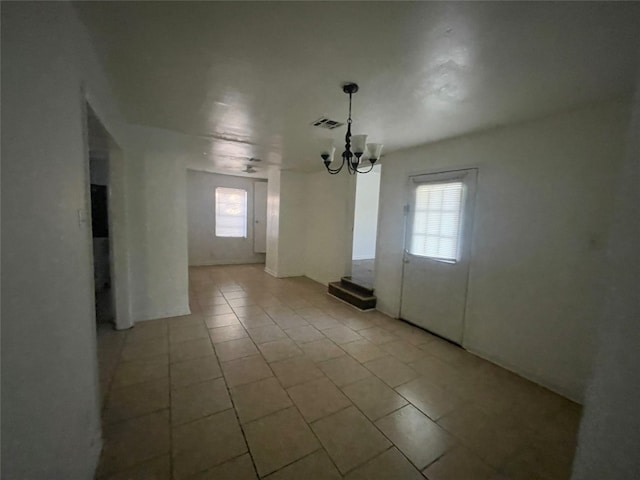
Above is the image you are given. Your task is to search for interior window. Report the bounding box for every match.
[409,181,465,262]
[215,187,248,238]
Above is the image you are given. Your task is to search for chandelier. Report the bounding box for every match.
[321,83,383,175]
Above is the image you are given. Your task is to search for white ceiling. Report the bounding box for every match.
[76,2,640,178]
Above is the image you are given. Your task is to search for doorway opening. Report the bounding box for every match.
[87,107,113,325]
[350,164,381,289]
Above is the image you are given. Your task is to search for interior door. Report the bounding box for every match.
[400,169,477,344]
[253,182,268,253]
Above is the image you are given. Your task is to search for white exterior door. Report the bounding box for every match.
[400,169,477,344]
[253,182,268,253]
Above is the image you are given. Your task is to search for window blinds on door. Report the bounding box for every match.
[410,181,464,262]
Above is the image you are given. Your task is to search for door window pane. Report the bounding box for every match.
[410,182,464,261]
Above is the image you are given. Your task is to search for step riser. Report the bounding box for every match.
[340,277,375,297]
[328,284,377,310]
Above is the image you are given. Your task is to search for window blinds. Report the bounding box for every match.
[215,187,248,238]
[410,181,464,261]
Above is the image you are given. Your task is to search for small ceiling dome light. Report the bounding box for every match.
[320,83,383,175]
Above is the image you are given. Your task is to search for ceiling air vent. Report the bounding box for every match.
[311,117,344,130]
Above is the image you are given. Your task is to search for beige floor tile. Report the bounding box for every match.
[265,450,341,480]
[172,409,247,480]
[99,455,171,480]
[189,454,257,480]
[339,316,376,331]
[375,405,454,469]
[342,376,408,421]
[214,337,259,362]
[170,356,222,389]
[300,338,346,363]
[312,406,391,474]
[199,295,229,307]
[204,313,240,328]
[285,325,326,344]
[307,315,342,331]
[364,355,419,387]
[322,325,363,345]
[422,446,497,480]
[125,323,167,345]
[222,355,273,387]
[239,313,276,327]
[231,377,292,424]
[318,355,372,387]
[168,315,204,329]
[409,355,463,390]
[204,304,235,316]
[228,297,256,307]
[234,305,266,318]
[345,447,424,480]
[209,324,248,344]
[380,340,429,363]
[341,339,389,363]
[271,314,309,329]
[396,376,463,421]
[120,338,168,362]
[247,324,288,344]
[287,377,352,422]
[358,327,399,345]
[270,356,326,388]
[244,407,320,476]
[169,337,214,364]
[171,377,232,425]
[98,411,170,477]
[258,338,304,362]
[169,324,209,344]
[393,324,436,346]
[438,405,529,469]
[223,290,249,299]
[103,378,170,424]
[112,357,169,389]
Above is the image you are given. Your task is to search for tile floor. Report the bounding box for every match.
[96,264,581,480]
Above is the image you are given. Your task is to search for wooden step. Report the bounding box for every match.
[340,276,375,296]
[328,281,377,311]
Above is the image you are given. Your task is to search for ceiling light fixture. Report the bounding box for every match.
[320,83,383,175]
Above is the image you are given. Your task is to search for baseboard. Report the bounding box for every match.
[264,267,279,277]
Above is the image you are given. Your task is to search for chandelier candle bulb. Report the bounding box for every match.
[367,143,384,163]
[351,135,368,158]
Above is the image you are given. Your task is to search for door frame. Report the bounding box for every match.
[398,166,479,345]
[82,94,133,331]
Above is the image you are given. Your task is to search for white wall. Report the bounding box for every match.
[303,170,356,285]
[1,3,191,477]
[265,167,282,275]
[375,100,630,401]
[125,125,190,321]
[571,74,640,479]
[1,3,127,477]
[187,170,266,266]
[352,164,381,260]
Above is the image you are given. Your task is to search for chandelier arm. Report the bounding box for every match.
[325,157,346,174]
[354,162,376,174]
